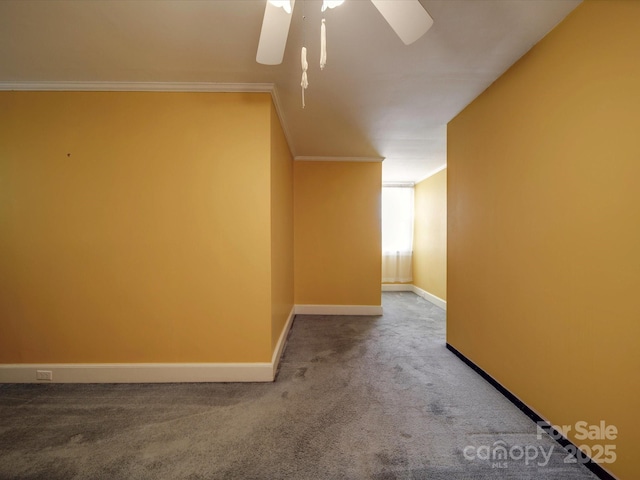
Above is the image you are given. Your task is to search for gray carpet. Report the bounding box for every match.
[0,292,597,479]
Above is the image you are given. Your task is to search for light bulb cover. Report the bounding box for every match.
[269,0,293,14]
[321,0,345,12]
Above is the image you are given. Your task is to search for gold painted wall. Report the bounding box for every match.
[0,91,281,364]
[448,2,640,478]
[269,103,294,350]
[294,161,381,306]
[413,169,446,301]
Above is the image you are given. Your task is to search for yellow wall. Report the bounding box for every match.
[294,161,381,306]
[269,103,294,350]
[448,2,640,478]
[0,91,281,364]
[413,169,447,301]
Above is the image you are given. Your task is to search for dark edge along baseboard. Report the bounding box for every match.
[445,343,617,480]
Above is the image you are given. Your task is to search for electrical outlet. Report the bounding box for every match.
[36,370,53,381]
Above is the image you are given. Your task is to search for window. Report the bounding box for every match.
[381,186,414,283]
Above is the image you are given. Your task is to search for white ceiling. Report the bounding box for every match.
[0,0,581,182]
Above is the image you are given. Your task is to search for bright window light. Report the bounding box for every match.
[382,186,414,254]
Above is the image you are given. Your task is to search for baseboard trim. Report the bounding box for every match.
[381,284,413,292]
[0,307,298,384]
[446,343,618,480]
[0,304,384,384]
[294,305,383,316]
[381,284,447,310]
[271,307,295,378]
[0,362,274,384]
[411,285,447,310]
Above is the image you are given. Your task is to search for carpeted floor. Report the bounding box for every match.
[0,292,597,479]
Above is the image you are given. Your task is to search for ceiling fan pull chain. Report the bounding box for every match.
[320,19,327,70]
[301,46,309,108]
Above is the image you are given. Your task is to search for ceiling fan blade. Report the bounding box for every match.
[256,0,296,65]
[370,0,433,45]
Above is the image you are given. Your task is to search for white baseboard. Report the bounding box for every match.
[271,306,295,377]
[411,285,447,311]
[0,362,274,384]
[294,305,383,316]
[382,284,447,310]
[381,284,413,292]
[0,303,394,384]
[0,306,297,384]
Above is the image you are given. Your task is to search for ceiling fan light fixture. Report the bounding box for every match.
[321,0,345,12]
[268,0,293,14]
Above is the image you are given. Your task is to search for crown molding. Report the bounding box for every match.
[294,156,384,163]
[268,85,296,158]
[382,181,415,187]
[0,81,297,158]
[0,81,275,93]
[414,163,447,184]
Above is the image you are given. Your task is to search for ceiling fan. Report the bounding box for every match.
[256,0,434,65]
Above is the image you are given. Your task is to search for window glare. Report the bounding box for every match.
[381,187,414,254]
